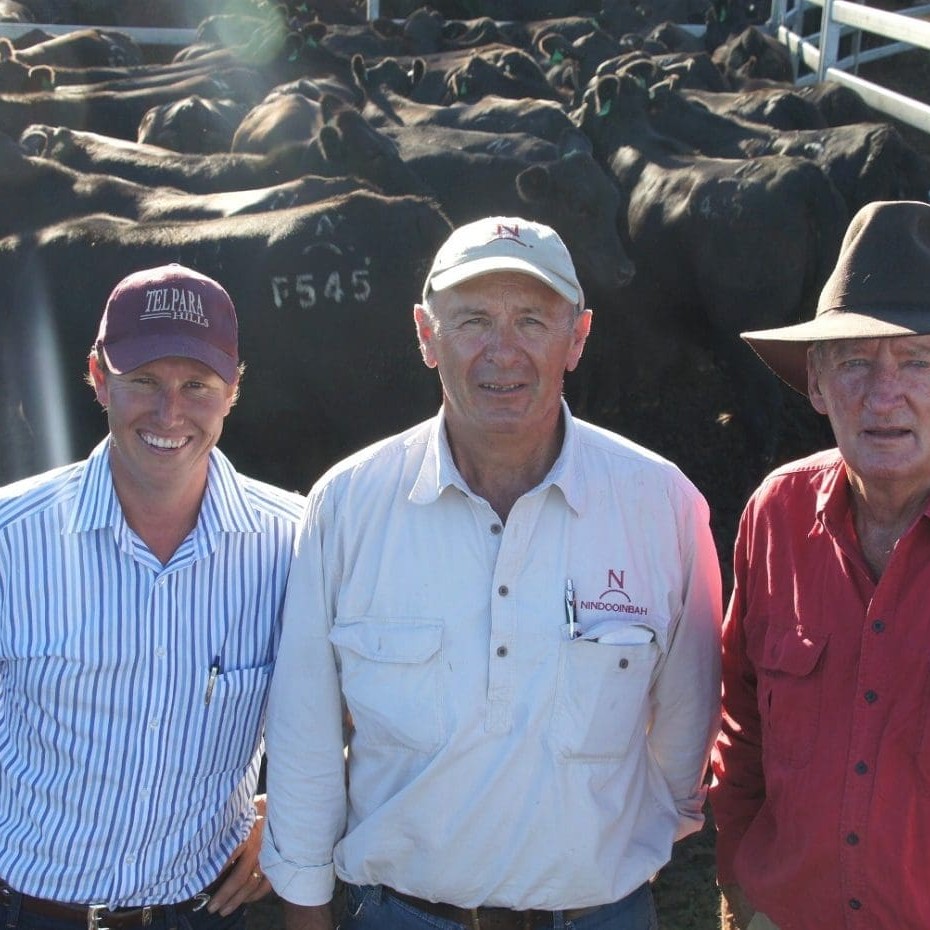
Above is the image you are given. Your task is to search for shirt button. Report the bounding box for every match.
[864,690,878,704]
[854,761,869,775]
[872,619,885,633]
[154,647,166,658]
[849,899,862,911]
[846,832,859,845]
[498,585,509,597]
[125,854,136,864]
[618,657,629,669]
[496,645,508,658]
[149,718,159,730]
[490,523,502,535]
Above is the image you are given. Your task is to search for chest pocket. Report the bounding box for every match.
[753,625,828,769]
[548,639,658,762]
[330,619,445,754]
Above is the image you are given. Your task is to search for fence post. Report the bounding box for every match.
[817,0,841,80]
[367,0,380,18]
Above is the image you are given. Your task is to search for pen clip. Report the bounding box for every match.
[564,579,577,639]
[204,655,221,706]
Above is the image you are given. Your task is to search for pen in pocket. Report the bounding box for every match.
[204,655,221,706]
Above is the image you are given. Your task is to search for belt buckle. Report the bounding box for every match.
[87,904,110,930]
[190,893,211,913]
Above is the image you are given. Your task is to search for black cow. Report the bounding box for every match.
[137,96,248,153]
[23,108,429,196]
[362,86,577,142]
[573,73,849,458]
[0,65,265,139]
[0,140,366,233]
[0,191,452,490]
[641,78,930,212]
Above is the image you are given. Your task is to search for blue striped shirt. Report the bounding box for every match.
[0,439,304,906]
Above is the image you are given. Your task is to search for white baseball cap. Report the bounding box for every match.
[423,216,584,309]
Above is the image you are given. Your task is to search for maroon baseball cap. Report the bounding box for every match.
[94,263,239,384]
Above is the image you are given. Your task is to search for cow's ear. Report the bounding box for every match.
[27,65,55,91]
[351,53,367,88]
[410,58,426,85]
[593,74,619,117]
[515,164,551,204]
[0,38,13,61]
[318,124,343,161]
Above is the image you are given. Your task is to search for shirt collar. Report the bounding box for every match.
[815,450,930,543]
[66,438,261,540]
[409,400,583,515]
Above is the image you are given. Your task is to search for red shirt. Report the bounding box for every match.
[711,448,930,930]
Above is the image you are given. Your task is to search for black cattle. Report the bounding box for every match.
[0,141,365,233]
[231,92,325,154]
[137,96,248,153]
[573,73,849,457]
[12,28,143,68]
[382,122,561,161]
[443,47,561,103]
[23,108,428,196]
[362,86,577,142]
[0,191,452,490]
[640,78,930,212]
[711,25,793,83]
[682,85,829,130]
[0,65,265,139]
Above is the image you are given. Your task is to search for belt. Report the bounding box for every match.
[384,887,603,930]
[0,870,229,930]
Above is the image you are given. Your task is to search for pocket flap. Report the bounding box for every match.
[330,619,442,664]
[758,627,827,677]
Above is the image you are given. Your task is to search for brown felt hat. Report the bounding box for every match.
[741,200,930,395]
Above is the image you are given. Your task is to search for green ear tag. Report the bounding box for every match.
[459,79,468,97]
[598,99,612,117]
[550,50,564,64]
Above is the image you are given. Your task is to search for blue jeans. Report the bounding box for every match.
[340,883,658,930]
[0,888,247,930]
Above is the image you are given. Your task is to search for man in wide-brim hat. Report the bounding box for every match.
[710,199,930,930]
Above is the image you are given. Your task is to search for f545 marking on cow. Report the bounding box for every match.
[270,266,372,310]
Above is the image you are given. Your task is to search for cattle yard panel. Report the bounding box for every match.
[770,0,930,135]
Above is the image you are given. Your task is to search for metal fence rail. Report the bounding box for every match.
[770,0,930,133]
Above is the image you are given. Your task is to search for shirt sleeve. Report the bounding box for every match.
[648,482,723,841]
[709,499,766,883]
[260,486,347,906]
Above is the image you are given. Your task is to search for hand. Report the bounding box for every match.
[208,795,271,916]
[284,901,334,930]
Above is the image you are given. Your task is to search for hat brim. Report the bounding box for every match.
[427,256,582,308]
[102,335,239,384]
[742,306,930,395]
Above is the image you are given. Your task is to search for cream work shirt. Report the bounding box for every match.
[262,406,722,910]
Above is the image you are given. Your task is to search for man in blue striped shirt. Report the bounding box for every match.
[0,264,304,930]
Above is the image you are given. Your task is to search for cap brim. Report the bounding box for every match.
[102,335,239,384]
[427,256,582,307]
[742,308,930,395]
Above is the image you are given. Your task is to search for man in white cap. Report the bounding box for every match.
[0,264,303,930]
[711,200,930,930]
[261,217,722,930]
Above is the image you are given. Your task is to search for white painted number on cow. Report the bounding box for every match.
[270,261,372,310]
